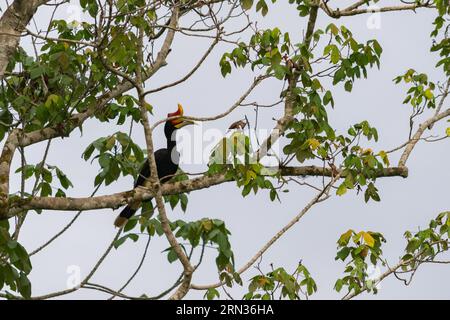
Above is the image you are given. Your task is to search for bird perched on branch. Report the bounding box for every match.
[114,104,195,228]
[227,119,247,131]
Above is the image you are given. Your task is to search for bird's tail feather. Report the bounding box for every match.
[114,206,137,228]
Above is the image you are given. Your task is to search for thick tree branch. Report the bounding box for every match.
[319,1,434,18]
[134,7,193,301]
[0,0,49,78]
[4,166,408,217]
[255,3,319,161]
[0,130,20,213]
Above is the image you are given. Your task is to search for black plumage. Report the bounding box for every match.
[114,106,192,228]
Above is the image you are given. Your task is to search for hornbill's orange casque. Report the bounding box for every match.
[114,104,194,228]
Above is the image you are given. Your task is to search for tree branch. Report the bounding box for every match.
[191,173,340,290]
[319,1,434,18]
[399,105,450,167]
[255,3,319,161]
[0,0,49,78]
[134,6,193,301]
[4,166,408,216]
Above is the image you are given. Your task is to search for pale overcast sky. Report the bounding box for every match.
[1,0,449,299]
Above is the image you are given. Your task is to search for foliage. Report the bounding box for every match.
[171,218,236,277]
[15,163,73,198]
[334,229,386,295]
[394,70,436,109]
[82,131,144,186]
[0,221,32,298]
[208,131,280,201]
[115,215,238,284]
[243,262,317,300]
[401,211,450,272]
[334,211,450,298]
[164,170,190,213]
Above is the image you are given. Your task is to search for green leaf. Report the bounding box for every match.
[105,136,116,150]
[17,273,31,299]
[256,0,268,16]
[39,182,52,197]
[241,0,254,10]
[123,217,138,232]
[45,94,60,108]
[336,247,351,261]
[41,168,52,183]
[323,91,334,107]
[82,144,95,161]
[55,189,66,197]
[338,229,353,246]
[113,236,127,249]
[333,68,346,84]
[270,189,277,201]
[167,248,178,263]
[56,168,73,189]
[424,88,434,100]
[327,23,339,36]
[180,194,188,212]
[334,279,343,292]
[205,288,220,300]
[372,40,383,56]
[330,46,340,64]
[273,64,286,80]
[113,233,139,249]
[220,59,231,77]
[15,165,35,180]
[30,66,45,80]
[363,232,375,248]
[344,80,353,92]
[336,184,347,196]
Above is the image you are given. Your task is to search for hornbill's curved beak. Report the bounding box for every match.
[168,103,196,128]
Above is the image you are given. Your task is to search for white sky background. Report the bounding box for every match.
[1,0,449,299]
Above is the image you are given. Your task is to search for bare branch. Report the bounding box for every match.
[399,88,450,167]
[319,1,434,18]
[191,173,340,290]
[144,33,220,95]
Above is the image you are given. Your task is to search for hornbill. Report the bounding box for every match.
[114,104,194,228]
